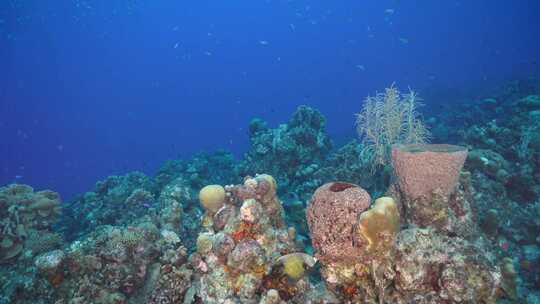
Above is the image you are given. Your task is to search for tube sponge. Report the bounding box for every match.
[357,197,400,255]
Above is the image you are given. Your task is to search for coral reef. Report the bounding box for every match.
[155,150,239,191]
[306,135,509,303]
[46,223,192,304]
[0,184,63,303]
[62,172,157,240]
[239,106,333,201]
[0,184,62,262]
[307,178,503,303]
[188,174,323,303]
[392,228,501,303]
[307,183,400,302]
[428,82,540,299]
[3,81,540,302]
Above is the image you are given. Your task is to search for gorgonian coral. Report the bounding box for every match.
[356,85,430,171]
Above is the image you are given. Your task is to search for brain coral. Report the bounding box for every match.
[199,184,226,213]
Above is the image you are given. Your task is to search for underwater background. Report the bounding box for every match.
[1,0,540,303]
[2,0,539,199]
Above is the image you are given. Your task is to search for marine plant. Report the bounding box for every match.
[356,85,431,171]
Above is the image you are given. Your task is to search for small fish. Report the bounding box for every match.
[15,175,23,180]
[173,42,179,49]
[399,37,409,44]
[204,51,212,56]
[143,203,152,209]
[355,64,366,71]
[289,24,296,31]
[385,8,395,14]
[259,40,269,45]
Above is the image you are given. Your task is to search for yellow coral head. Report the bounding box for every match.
[282,254,306,280]
[199,185,226,213]
[357,196,400,254]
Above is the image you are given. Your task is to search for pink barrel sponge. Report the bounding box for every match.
[392,144,468,201]
[307,182,371,263]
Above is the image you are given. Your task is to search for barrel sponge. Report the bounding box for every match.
[199,185,226,213]
[357,196,400,255]
[307,182,371,263]
[392,144,467,200]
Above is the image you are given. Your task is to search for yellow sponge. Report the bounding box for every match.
[357,196,400,254]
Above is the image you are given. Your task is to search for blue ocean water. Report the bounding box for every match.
[2,1,540,303]
[1,0,539,200]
